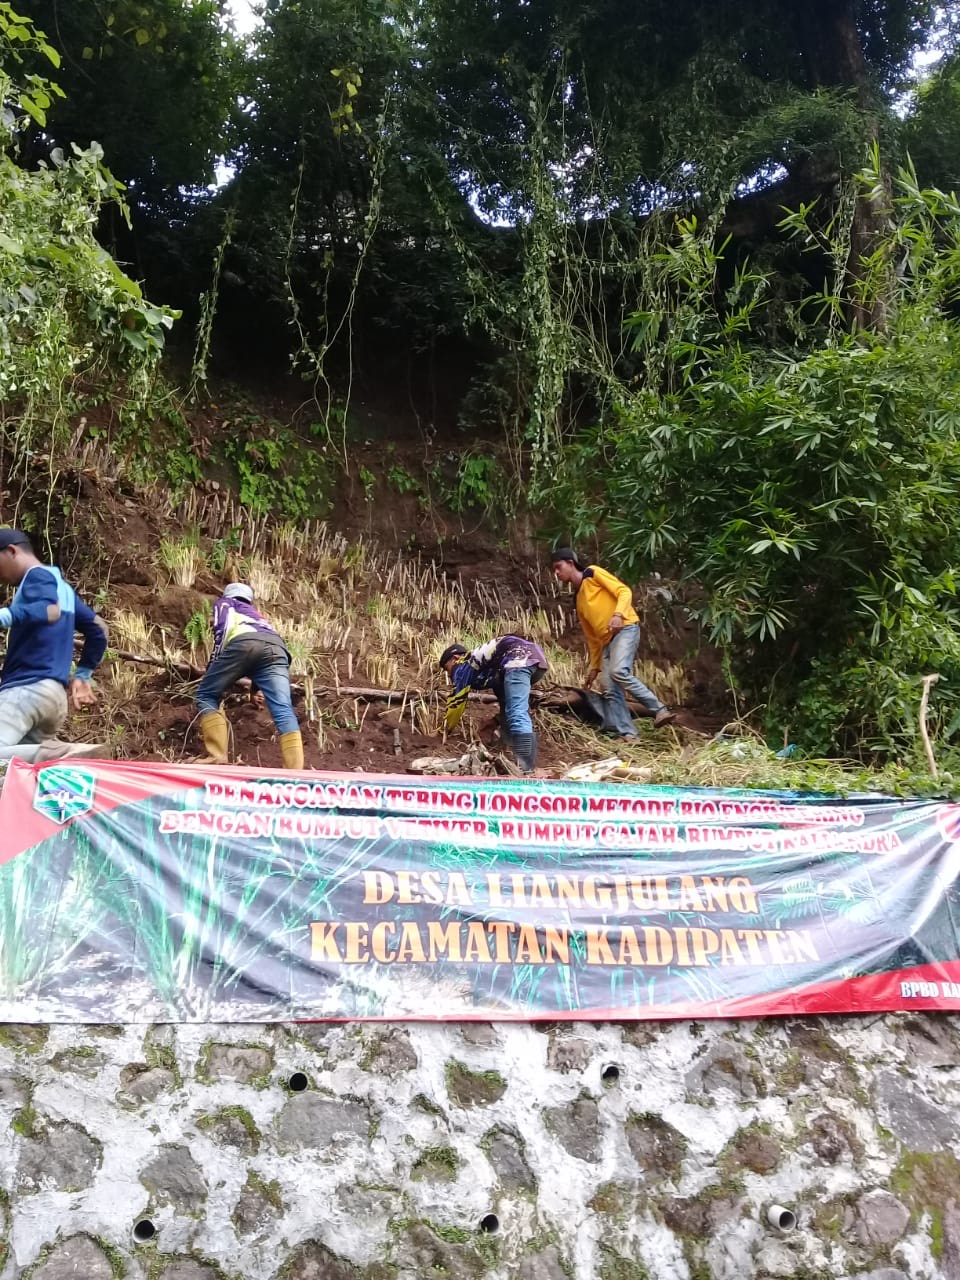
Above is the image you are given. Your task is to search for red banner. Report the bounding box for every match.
[0,758,958,1021]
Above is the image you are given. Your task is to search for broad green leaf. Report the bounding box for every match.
[19,93,45,125]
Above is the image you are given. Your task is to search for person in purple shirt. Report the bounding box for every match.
[440,635,548,774]
[195,582,303,769]
[0,528,109,762]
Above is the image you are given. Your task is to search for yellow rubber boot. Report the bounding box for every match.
[198,710,229,764]
[280,730,304,770]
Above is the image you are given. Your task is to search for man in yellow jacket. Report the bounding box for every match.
[551,547,675,737]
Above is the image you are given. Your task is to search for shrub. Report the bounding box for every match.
[558,160,960,755]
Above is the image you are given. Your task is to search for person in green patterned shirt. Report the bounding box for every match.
[440,636,547,774]
[195,583,303,769]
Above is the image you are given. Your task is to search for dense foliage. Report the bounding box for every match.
[0,3,179,537]
[559,158,960,754]
[15,0,240,201]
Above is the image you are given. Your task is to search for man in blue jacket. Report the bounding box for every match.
[0,529,110,762]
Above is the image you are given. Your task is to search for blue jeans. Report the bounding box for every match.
[599,623,663,737]
[197,635,300,735]
[497,665,543,743]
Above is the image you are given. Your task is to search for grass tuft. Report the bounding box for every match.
[158,533,205,589]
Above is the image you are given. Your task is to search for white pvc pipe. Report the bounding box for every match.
[766,1204,797,1233]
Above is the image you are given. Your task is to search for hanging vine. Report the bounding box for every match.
[277,71,395,468]
[189,205,235,400]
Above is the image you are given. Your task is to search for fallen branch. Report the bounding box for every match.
[328,684,430,702]
[329,684,521,707]
[108,648,205,679]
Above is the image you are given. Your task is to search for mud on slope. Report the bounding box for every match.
[55,477,721,773]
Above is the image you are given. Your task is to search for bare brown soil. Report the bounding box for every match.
[29,383,728,776]
[116,673,714,776]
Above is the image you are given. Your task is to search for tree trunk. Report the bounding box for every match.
[796,0,892,332]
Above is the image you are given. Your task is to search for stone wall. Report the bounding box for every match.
[0,1015,958,1279]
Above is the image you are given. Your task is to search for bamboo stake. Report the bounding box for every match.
[919,672,941,779]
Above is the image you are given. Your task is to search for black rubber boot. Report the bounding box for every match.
[496,697,512,751]
[513,733,538,774]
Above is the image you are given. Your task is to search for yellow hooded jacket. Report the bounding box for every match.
[576,565,639,672]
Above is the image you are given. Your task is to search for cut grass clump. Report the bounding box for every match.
[158,533,205,588]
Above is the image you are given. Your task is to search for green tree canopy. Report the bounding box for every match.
[16,0,241,201]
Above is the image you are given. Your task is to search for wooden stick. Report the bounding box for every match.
[108,648,206,679]
[919,673,941,779]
